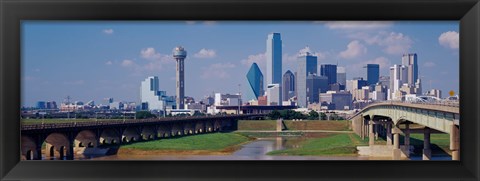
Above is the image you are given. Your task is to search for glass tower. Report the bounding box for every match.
[320,64,337,85]
[282,70,295,101]
[246,63,264,100]
[365,64,380,85]
[296,52,318,108]
[266,33,282,104]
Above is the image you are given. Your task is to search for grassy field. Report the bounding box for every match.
[283,120,351,131]
[21,119,123,125]
[237,120,277,130]
[121,132,251,151]
[267,133,368,156]
[237,120,351,131]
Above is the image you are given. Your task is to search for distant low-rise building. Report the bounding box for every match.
[320,91,353,110]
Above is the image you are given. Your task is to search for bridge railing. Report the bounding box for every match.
[21,113,266,130]
[346,101,459,120]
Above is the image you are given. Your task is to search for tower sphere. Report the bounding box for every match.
[173,46,187,59]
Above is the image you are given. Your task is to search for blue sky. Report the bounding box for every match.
[22,21,459,107]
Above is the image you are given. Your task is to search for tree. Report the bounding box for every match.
[320,112,327,120]
[268,110,281,120]
[307,110,319,120]
[135,111,157,119]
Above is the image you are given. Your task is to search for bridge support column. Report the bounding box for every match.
[392,126,401,160]
[450,124,460,160]
[369,121,375,146]
[374,124,379,140]
[386,124,392,145]
[423,127,432,160]
[66,135,75,160]
[404,123,410,158]
[35,144,42,160]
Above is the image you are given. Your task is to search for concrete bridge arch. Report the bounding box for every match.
[44,133,71,159]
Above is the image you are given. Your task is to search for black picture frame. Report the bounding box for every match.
[1,0,479,180]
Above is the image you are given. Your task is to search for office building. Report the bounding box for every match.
[282,70,295,101]
[364,64,379,85]
[337,66,346,87]
[353,86,370,101]
[46,101,57,109]
[173,46,187,109]
[389,64,408,100]
[246,63,264,100]
[426,89,442,99]
[306,74,328,104]
[296,52,318,108]
[214,93,241,106]
[402,53,418,86]
[266,84,281,105]
[202,95,215,106]
[140,76,168,111]
[346,77,368,93]
[414,79,422,96]
[379,76,390,90]
[319,91,353,110]
[36,101,46,109]
[320,64,337,85]
[266,33,282,87]
[265,33,282,105]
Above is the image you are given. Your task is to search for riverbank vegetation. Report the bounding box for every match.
[118,132,252,155]
[267,110,345,120]
[237,120,351,131]
[267,133,367,156]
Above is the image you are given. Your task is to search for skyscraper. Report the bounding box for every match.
[282,70,295,101]
[140,76,166,111]
[296,52,318,108]
[246,63,264,100]
[266,33,282,104]
[364,64,380,85]
[266,33,282,85]
[306,74,328,104]
[173,46,187,109]
[402,53,418,86]
[389,64,408,100]
[320,64,337,85]
[336,66,346,86]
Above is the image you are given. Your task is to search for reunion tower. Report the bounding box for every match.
[173,46,187,109]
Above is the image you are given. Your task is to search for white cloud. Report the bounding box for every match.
[194,48,217,58]
[365,57,391,68]
[201,63,236,79]
[324,21,393,30]
[121,59,135,67]
[140,47,162,60]
[103,29,114,35]
[295,46,327,60]
[355,31,413,55]
[346,57,391,76]
[439,31,459,49]
[424,61,436,67]
[105,61,113,65]
[339,40,367,59]
[241,53,266,70]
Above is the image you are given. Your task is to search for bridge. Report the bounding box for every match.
[21,114,265,160]
[349,101,460,160]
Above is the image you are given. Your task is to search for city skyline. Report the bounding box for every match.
[22,21,459,107]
